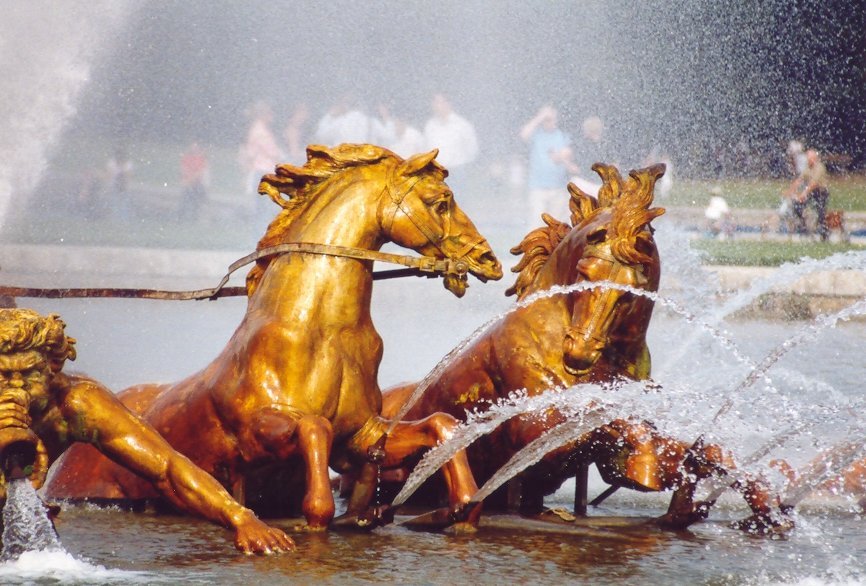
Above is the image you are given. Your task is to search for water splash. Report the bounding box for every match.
[387,279,762,433]
[657,250,866,379]
[0,479,144,583]
[393,292,866,510]
[393,383,613,505]
[471,408,608,503]
[392,379,673,506]
[711,296,866,424]
[0,2,133,231]
[1,479,62,561]
[0,549,138,585]
[386,283,582,432]
[782,431,866,509]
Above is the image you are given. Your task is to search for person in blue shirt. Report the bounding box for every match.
[520,106,577,225]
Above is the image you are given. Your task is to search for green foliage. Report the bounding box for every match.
[667,175,866,212]
[691,239,866,266]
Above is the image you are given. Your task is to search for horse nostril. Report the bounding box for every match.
[478,250,503,277]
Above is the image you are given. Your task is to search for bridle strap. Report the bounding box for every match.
[384,177,451,255]
[568,243,646,345]
[571,261,623,346]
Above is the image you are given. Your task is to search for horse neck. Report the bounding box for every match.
[280,172,387,251]
[249,172,390,317]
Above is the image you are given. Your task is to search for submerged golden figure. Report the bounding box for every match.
[0,308,294,555]
[47,144,502,530]
[378,164,788,530]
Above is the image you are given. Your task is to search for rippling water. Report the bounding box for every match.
[0,496,851,585]
[15,262,866,584]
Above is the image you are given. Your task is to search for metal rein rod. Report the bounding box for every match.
[0,242,467,302]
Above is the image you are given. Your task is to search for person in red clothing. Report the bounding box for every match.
[179,141,209,222]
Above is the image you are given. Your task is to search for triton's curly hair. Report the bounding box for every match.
[0,308,76,372]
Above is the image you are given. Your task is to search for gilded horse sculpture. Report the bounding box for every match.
[381,164,662,504]
[45,144,503,531]
[379,164,788,530]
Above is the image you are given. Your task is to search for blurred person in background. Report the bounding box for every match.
[105,146,133,221]
[239,101,282,228]
[371,103,424,158]
[423,93,478,195]
[314,94,371,145]
[179,141,209,223]
[786,149,830,241]
[786,140,808,177]
[519,104,575,224]
[283,103,310,165]
[705,186,734,240]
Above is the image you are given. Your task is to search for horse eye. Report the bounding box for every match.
[435,200,449,214]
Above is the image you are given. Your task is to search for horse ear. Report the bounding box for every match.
[399,149,439,176]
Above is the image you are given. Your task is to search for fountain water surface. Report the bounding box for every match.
[0,479,144,584]
[2,1,865,583]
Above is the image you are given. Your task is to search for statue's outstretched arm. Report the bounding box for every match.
[56,376,295,555]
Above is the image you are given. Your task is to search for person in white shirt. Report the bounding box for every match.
[239,101,283,231]
[314,95,371,146]
[371,103,424,158]
[423,93,478,194]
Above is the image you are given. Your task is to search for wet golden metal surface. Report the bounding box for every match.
[0,308,293,554]
[46,145,502,532]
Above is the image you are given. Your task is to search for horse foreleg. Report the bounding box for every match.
[655,437,717,530]
[656,477,711,530]
[295,415,335,530]
[250,409,335,530]
[730,476,792,534]
[368,414,481,530]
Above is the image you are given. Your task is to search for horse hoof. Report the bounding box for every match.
[730,514,794,536]
[332,505,395,532]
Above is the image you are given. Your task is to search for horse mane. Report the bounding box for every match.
[504,214,571,298]
[245,144,404,295]
[506,163,665,299]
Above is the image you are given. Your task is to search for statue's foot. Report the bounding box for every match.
[731,513,794,536]
[332,505,396,532]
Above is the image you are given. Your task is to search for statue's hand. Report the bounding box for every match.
[233,513,296,555]
[0,388,31,430]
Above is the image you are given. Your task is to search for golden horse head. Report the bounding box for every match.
[507,163,665,378]
[250,144,502,297]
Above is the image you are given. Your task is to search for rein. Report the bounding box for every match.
[0,242,469,302]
